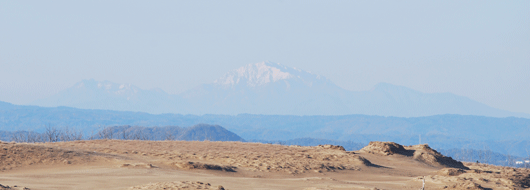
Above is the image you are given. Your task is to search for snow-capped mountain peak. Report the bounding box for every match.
[74,79,140,96]
[30,63,530,118]
[213,61,325,88]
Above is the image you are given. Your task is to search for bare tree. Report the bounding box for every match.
[131,129,148,141]
[525,148,530,169]
[29,132,45,143]
[67,127,83,141]
[121,127,131,140]
[11,131,42,143]
[89,128,96,140]
[108,127,114,139]
[45,124,60,142]
[132,132,140,140]
[140,131,149,140]
[483,146,492,165]
[478,149,483,163]
[98,127,114,139]
[11,126,82,143]
[61,126,73,141]
[164,128,174,141]
[505,154,515,167]
[11,132,22,142]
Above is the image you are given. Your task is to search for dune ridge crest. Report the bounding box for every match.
[360,141,468,169]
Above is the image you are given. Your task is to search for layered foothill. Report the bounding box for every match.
[361,141,468,169]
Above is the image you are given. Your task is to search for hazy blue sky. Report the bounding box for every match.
[1,1,529,114]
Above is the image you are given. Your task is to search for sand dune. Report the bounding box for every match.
[361,141,468,169]
[0,140,528,189]
[0,141,110,171]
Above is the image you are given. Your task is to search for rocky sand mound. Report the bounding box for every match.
[417,162,530,189]
[360,141,468,169]
[316,144,346,151]
[128,181,225,190]
[408,144,468,169]
[173,161,236,172]
[360,141,407,155]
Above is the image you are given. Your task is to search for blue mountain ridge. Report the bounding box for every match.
[1,101,530,157]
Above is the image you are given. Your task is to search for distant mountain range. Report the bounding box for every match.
[30,61,530,118]
[31,79,180,114]
[1,101,530,157]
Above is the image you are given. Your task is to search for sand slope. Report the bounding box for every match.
[0,140,528,190]
[360,141,468,169]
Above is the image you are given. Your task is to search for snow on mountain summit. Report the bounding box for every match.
[73,79,140,97]
[213,61,326,88]
[29,62,530,118]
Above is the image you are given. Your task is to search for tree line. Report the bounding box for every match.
[8,125,175,143]
[6,125,210,143]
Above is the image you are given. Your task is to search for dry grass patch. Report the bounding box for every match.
[128,181,225,190]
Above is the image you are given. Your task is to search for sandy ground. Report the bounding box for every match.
[0,140,529,190]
